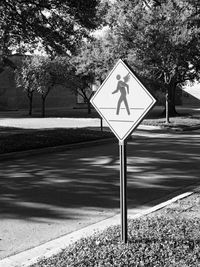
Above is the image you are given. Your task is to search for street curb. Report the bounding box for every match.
[0,137,117,162]
[0,189,195,267]
[128,191,193,219]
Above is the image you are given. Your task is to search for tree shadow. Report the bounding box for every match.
[0,131,200,221]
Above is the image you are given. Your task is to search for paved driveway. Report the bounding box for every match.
[1,130,200,259]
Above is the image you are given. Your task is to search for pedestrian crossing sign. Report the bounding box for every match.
[90,59,156,141]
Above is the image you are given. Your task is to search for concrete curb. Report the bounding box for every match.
[0,137,117,162]
[128,191,193,219]
[0,190,194,267]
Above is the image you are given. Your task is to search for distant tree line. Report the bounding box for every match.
[1,0,200,121]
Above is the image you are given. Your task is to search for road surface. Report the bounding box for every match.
[0,129,200,259]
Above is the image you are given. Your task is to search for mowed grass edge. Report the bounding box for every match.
[0,127,114,154]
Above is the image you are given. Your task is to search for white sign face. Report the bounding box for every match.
[91,59,156,141]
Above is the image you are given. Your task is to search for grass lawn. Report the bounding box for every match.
[143,115,200,129]
[142,106,200,128]
[31,188,200,267]
[0,127,114,154]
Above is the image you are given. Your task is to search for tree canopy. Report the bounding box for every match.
[16,55,73,116]
[96,0,200,116]
[0,0,102,55]
[105,0,200,83]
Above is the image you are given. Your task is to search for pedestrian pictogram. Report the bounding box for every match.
[112,73,130,115]
[91,59,156,141]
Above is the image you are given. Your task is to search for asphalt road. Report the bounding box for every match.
[1,129,200,259]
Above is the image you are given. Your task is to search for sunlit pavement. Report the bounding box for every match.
[0,129,200,259]
[0,117,103,129]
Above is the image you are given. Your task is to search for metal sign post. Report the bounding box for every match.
[119,139,127,243]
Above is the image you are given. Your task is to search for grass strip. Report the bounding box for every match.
[0,127,114,154]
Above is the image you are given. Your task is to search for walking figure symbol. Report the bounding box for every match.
[112,73,130,115]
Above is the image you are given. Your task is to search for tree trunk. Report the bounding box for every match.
[28,93,33,116]
[87,100,92,114]
[168,82,178,116]
[41,96,46,117]
[163,82,178,122]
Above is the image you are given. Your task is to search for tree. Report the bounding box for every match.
[0,0,102,56]
[70,53,94,114]
[35,56,73,117]
[74,74,94,114]
[16,55,72,117]
[15,57,37,116]
[103,0,200,122]
[71,38,116,114]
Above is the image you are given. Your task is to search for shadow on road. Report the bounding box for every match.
[0,131,200,221]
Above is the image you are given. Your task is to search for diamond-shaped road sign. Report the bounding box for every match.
[91,59,156,141]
